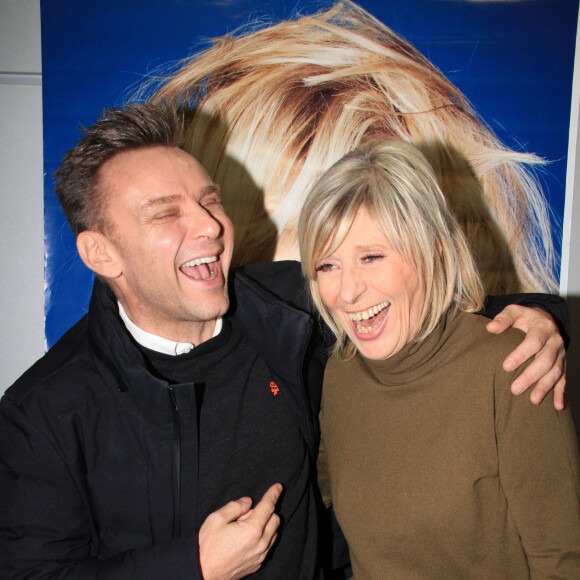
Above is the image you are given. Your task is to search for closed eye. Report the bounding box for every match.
[200,185,223,210]
[201,197,223,214]
[152,210,179,221]
[314,262,337,273]
[362,254,384,263]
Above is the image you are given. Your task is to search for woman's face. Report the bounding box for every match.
[315,207,424,360]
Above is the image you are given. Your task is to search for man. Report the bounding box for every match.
[0,104,568,579]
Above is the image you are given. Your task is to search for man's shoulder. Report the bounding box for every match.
[232,260,311,311]
[234,260,303,287]
[3,315,93,407]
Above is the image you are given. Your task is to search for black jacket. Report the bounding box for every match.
[0,262,326,579]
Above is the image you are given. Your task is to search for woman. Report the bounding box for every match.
[298,139,580,578]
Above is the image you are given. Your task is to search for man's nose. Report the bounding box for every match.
[186,204,223,239]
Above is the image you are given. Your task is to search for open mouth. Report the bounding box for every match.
[348,301,389,335]
[180,255,219,281]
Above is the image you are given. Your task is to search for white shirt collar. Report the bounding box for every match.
[117,302,222,356]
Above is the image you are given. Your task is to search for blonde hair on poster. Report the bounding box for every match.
[148,0,557,294]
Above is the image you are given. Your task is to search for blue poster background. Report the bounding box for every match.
[41,0,579,347]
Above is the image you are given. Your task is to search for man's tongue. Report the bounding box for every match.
[181,263,215,280]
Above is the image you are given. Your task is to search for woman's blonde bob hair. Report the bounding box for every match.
[299,138,485,359]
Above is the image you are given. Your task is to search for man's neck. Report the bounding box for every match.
[117,302,222,355]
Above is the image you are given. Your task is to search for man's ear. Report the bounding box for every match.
[76,230,123,279]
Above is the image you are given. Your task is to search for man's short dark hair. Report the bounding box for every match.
[54,103,185,236]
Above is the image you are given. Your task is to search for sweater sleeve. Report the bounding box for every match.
[0,395,201,580]
[494,363,580,577]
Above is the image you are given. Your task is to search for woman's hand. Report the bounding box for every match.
[486,305,566,410]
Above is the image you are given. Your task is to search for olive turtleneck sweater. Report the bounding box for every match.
[318,311,580,579]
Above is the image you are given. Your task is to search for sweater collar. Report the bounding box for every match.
[358,309,463,385]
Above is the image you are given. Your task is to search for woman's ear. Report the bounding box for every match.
[76,230,123,279]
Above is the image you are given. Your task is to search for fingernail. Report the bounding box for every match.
[511,380,522,394]
[505,359,516,372]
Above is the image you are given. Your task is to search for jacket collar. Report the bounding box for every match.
[228,268,314,387]
[85,273,318,448]
[87,272,314,390]
[86,280,177,430]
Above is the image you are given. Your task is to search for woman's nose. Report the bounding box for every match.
[339,267,366,305]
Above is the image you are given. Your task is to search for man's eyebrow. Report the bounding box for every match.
[201,184,221,197]
[140,184,221,213]
[141,194,181,211]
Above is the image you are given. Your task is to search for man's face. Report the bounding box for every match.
[98,145,234,343]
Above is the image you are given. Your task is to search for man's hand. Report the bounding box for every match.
[486,305,566,409]
[198,483,282,580]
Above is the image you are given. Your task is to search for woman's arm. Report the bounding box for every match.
[495,361,580,577]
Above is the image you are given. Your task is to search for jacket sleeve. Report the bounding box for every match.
[482,293,570,348]
[494,362,580,577]
[238,264,571,349]
[235,261,314,312]
[0,394,202,580]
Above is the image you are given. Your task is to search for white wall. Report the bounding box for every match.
[0,1,579,397]
[0,0,44,392]
[560,10,580,431]
[561,5,580,298]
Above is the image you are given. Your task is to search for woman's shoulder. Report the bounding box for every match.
[452,311,524,363]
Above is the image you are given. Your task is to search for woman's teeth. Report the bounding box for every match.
[348,301,389,322]
[348,302,389,334]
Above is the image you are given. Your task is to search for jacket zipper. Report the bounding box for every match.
[167,386,181,538]
[300,319,318,455]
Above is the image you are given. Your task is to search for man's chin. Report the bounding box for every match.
[193,296,230,322]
